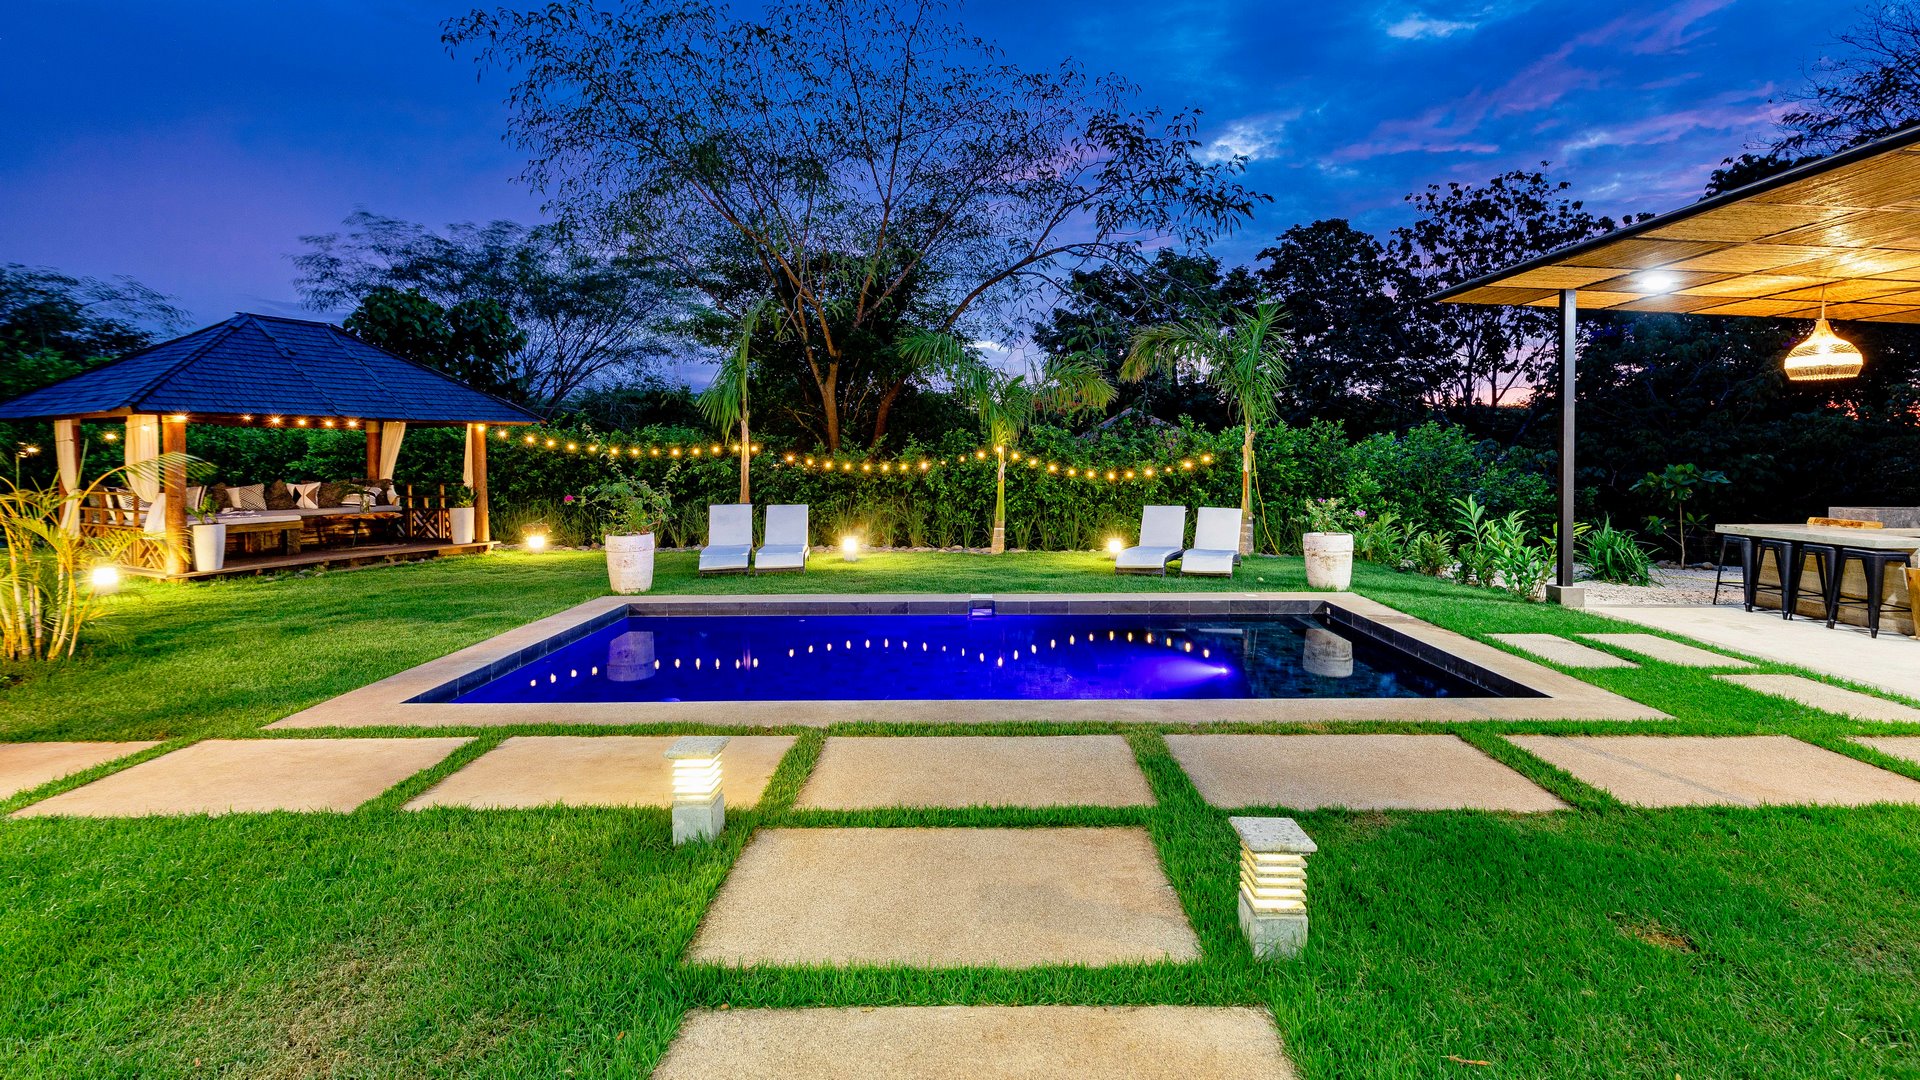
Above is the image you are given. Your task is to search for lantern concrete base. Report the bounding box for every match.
[1238,894,1308,959]
[1546,584,1586,608]
[673,795,725,844]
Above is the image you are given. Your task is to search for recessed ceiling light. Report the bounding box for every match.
[1639,271,1679,293]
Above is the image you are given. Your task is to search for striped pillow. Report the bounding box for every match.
[227,483,266,511]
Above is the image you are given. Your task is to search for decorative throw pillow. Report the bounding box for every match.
[373,478,399,506]
[265,481,296,510]
[288,481,322,510]
[185,486,207,515]
[228,483,267,511]
[318,480,352,508]
[208,483,229,511]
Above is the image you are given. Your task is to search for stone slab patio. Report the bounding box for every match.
[1489,634,1637,669]
[1850,736,1920,768]
[404,735,795,811]
[1579,633,1753,668]
[0,741,159,800]
[1716,674,1920,722]
[795,735,1153,809]
[686,827,1199,967]
[1592,603,1920,702]
[12,738,469,818]
[1166,734,1566,811]
[653,1006,1295,1079]
[1506,735,1920,807]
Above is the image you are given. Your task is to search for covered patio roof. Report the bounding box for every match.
[1433,123,1920,321]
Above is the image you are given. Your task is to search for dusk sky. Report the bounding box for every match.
[1,0,1855,343]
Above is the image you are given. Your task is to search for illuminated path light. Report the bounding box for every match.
[1231,816,1315,959]
[667,735,730,844]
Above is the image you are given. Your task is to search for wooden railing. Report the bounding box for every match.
[78,492,169,571]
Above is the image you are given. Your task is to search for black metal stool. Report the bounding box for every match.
[1827,548,1911,638]
[1713,533,1753,607]
[1792,541,1839,623]
[1746,537,1795,614]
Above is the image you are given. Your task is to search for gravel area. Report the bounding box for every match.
[1578,565,1723,606]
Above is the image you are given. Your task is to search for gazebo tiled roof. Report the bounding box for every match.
[0,312,540,425]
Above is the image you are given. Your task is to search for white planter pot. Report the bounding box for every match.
[606,532,656,594]
[191,522,227,573]
[449,506,476,545]
[1303,532,1354,591]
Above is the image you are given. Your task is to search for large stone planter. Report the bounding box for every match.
[191,522,227,573]
[1303,532,1353,591]
[606,532,656,594]
[448,506,476,545]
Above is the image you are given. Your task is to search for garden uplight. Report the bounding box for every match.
[89,564,121,595]
[841,535,860,562]
[524,531,550,552]
[1106,537,1124,558]
[1232,816,1316,959]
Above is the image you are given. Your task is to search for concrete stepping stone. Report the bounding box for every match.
[1851,737,1920,768]
[0,741,159,800]
[12,738,468,818]
[1490,634,1637,668]
[1717,674,1920,722]
[654,1005,1296,1079]
[1167,734,1565,812]
[687,827,1199,968]
[404,735,795,811]
[1580,633,1753,668]
[795,735,1152,810]
[1507,735,1920,807]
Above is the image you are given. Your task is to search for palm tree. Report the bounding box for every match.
[697,303,772,504]
[902,334,1115,553]
[1124,300,1290,555]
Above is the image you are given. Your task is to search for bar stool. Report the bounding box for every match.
[1792,541,1839,623]
[1746,537,1795,614]
[1827,548,1911,638]
[1712,533,1753,607]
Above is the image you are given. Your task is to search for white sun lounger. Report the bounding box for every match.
[699,503,753,574]
[754,504,810,573]
[1115,505,1187,574]
[1180,506,1242,577]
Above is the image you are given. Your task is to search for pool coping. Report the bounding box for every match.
[268,592,1665,729]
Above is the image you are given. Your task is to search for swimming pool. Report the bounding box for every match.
[449,608,1535,704]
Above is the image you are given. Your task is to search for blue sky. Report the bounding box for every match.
[0,0,1853,332]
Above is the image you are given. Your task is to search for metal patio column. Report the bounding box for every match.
[1548,288,1581,606]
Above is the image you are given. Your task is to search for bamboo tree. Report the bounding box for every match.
[903,334,1115,552]
[698,303,773,503]
[1124,300,1291,555]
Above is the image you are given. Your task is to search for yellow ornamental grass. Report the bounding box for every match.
[0,464,170,662]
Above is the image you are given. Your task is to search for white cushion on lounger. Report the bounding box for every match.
[699,503,754,573]
[755,504,810,572]
[1116,505,1187,573]
[1180,506,1242,577]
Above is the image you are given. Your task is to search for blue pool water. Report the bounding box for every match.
[452,612,1507,703]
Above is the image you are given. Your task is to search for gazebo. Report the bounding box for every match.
[0,312,540,578]
[1433,122,1920,606]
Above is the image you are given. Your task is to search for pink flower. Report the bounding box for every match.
[562,494,576,504]
[1355,509,1368,519]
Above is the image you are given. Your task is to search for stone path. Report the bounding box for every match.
[653,1006,1295,1079]
[1489,634,1637,669]
[796,735,1152,809]
[687,827,1199,968]
[1717,673,1920,722]
[405,735,795,811]
[1167,734,1565,811]
[1579,633,1752,668]
[0,741,158,800]
[13,738,468,817]
[1851,736,1920,767]
[1506,735,1920,807]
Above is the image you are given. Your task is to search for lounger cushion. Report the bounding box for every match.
[1180,549,1237,576]
[699,545,752,571]
[1116,545,1181,571]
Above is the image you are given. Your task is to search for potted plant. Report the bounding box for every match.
[190,490,227,573]
[588,479,672,594]
[1302,497,1360,591]
[448,484,477,545]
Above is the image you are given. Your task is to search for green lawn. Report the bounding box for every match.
[3,551,1919,1077]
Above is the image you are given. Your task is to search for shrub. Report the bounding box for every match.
[1582,518,1654,586]
[1407,529,1454,577]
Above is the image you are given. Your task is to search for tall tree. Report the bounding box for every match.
[446,0,1264,449]
[1124,300,1291,555]
[1778,4,1920,154]
[294,213,681,412]
[343,287,527,400]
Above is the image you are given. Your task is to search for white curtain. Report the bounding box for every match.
[55,419,81,534]
[125,414,160,501]
[377,420,406,479]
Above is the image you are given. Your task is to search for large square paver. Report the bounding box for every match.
[654,1006,1296,1079]
[0,741,159,799]
[1855,736,1920,768]
[1507,735,1920,807]
[687,827,1198,967]
[1717,674,1920,722]
[404,735,795,810]
[1490,634,1636,668]
[13,738,469,817]
[1580,634,1753,668]
[1166,734,1565,812]
[796,736,1152,809]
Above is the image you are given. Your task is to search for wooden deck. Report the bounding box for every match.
[127,541,496,581]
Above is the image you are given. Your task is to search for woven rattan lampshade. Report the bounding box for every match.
[1784,315,1865,381]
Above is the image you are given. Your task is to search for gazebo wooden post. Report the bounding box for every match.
[1546,289,1579,607]
[161,414,189,576]
[470,423,490,544]
[364,421,383,479]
